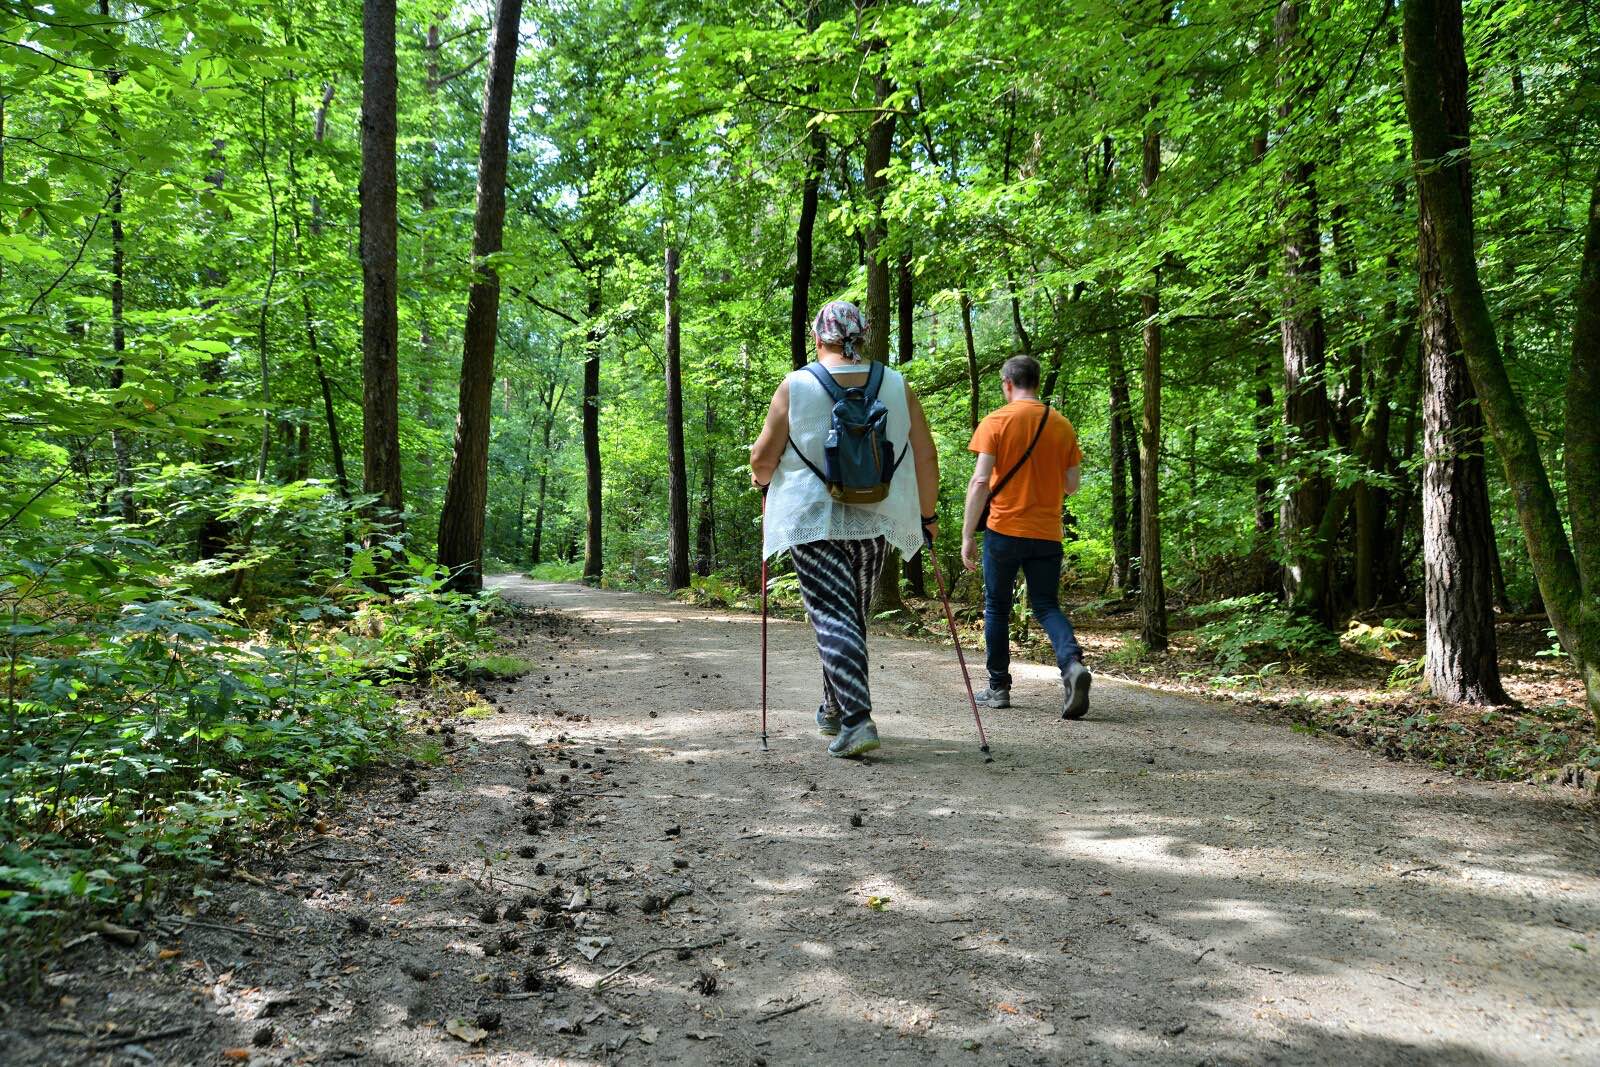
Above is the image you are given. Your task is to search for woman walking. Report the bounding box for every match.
[750,300,940,757]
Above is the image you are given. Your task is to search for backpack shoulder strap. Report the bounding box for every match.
[803,362,845,402]
[863,361,885,400]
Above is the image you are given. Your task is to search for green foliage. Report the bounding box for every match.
[1104,638,1151,668]
[1342,619,1419,656]
[1192,595,1341,673]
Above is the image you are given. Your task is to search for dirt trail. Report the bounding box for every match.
[9,577,1599,1066]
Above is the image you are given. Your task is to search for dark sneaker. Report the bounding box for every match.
[975,687,1011,710]
[816,703,841,737]
[1062,661,1092,720]
[828,718,880,759]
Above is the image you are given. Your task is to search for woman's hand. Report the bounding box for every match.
[922,520,939,544]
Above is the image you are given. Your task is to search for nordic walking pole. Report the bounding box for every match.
[925,532,992,761]
[759,488,769,750]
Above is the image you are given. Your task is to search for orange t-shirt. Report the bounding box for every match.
[968,400,1083,542]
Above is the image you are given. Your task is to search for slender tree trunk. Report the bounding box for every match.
[1276,0,1332,619]
[360,0,404,537]
[1420,162,1508,704]
[961,292,980,431]
[862,56,895,367]
[296,82,349,499]
[1139,113,1167,650]
[665,244,691,590]
[530,380,560,566]
[99,0,134,522]
[582,280,604,582]
[897,247,925,596]
[254,82,281,483]
[1403,0,1600,728]
[791,126,825,370]
[1107,324,1132,593]
[436,0,523,592]
[695,397,716,577]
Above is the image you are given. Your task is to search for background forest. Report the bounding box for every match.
[2,0,1597,943]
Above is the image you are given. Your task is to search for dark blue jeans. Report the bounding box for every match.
[982,529,1082,690]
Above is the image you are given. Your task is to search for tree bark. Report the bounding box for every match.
[436,0,523,592]
[791,125,825,371]
[297,82,349,499]
[1276,0,1332,619]
[897,246,925,596]
[360,0,404,537]
[665,244,691,590]
[695,396,716,577]
[961,291,979,431]
[1139,113,1167,650]
[1420,167,1507,704]
[1107,324,1132,593]
[582,281,604,582]
[861,20,894,366]
[1402,0,1600,728]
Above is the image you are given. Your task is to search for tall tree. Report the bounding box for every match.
[360,0,404,536]
[1402,0,1600,729]
[664,243,691,590]
[1137,24,1169,651]
[1276,0,1332,620]
[437,0,524,591]
[897,246,925,596]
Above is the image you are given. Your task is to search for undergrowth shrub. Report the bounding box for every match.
[1192,594,1340,673]
[0,508,495,962]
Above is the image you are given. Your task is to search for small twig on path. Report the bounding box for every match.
[1397,865,1441,878]
[1375,972,1423,991]
[756,997,821,1023]
[593,937,725,991]
[90,1024,197,1050]
[1194,946,1215,964]
[927,917,976,924]
[161,918,287,942]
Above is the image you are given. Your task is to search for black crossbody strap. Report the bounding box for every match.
[988,404,1050,500]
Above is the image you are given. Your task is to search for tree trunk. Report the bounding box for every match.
[254,82,281,483]
[665,244,691,590]
[360,0,404,537]
[1420,166,1507,704]
[1276,0,1331,620]
[897,246,925,596]
[1107,324,1132,593]
[862,53,895,366]
[695,397,716,577]
[791,126,825,371]
[961,291,979,431]
[436,0,523,592]
[582,281,604,582]
[297,83,349,500]
[99,0,134,522]
[1403,0,1600,728]
[1139,116,1167,650]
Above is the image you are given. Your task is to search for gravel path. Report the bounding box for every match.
[9,576,1597,1066]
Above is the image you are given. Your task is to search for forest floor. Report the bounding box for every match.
[5,576,1599,1066]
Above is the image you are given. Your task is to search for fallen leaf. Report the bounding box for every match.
[575,935,612,961]
[445,1018,488,1044]
[997,1002,1019,1015]
[388,896,406,905]
[866,896,891,911]
[639,1026,659,1045]
[222,1050,251,1062]
[686,1031,722,1040]
[545,1016,581,1034]
[158,948,182,960]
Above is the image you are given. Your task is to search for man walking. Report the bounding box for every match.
[961,356,1092,719]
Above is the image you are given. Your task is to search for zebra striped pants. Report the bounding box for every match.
[789,536,887,727]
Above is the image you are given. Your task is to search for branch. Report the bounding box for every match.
[507,283,580,325]
[429,51,487,90]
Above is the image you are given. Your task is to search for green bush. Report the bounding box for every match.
[1193,594,1340,673]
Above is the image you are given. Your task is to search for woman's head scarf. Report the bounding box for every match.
[812,300,869,362]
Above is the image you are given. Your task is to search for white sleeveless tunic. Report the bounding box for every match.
[762,363,925,561]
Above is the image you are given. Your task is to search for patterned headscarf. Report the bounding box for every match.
[812,300,869,363]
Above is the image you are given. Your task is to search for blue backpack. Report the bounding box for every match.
[790,362,904,504]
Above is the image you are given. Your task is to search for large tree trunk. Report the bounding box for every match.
[436,0,523,592]
[1276,0,1332,620]
[1402,0,1600,729]
[665,244,691,590]
[1138,116,1167,650]
[1420,178,1507,704]
[360,0,404,537]
[582,281,604,582]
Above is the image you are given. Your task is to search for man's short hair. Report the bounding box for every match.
[1001,355,1041,390]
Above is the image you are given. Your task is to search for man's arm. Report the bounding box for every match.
[961,453,996,571]
[1065,463,1081,496]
